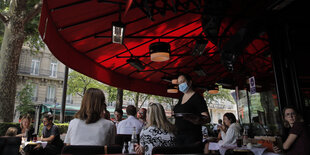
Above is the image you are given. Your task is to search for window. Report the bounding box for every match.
[30,59,40,75]
[66,94,73,104]
[50,61,58,78]
[46,86,56,102]
[32,84,38,101]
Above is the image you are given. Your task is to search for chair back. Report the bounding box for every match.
[115,134,140,147]
[0,137,21,155]
[152,144,203,154]
[61,144,122,154]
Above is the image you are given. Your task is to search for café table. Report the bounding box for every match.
[208,142,283,155]
[22,140,48,148]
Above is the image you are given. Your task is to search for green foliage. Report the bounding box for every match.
[204,85,235,104]
[0,122,20,136]
[104,86,117,104]
[67,70,106,97]
[16,82,35,116]
[123,91,152,108]
[249,93,264,116]
[38,123,69,137]
[0,0,44,50]
[152,95,175,109]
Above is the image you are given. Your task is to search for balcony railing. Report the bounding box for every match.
[17,66,64,80]
[66,100,73,104]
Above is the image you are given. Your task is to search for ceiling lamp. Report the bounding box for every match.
[194,66,206,76]
[112,22,125,44]
[167,84,178,93]
[192,39,208,56]
[172,79,178,84]
[149,42,170,62]
[208,85,219,94]
[127,58,145,70]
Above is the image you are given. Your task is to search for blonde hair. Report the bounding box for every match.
[20,114,32,130]
[5,127,18,137]
[74,88,107,124]
[146,103,175,133]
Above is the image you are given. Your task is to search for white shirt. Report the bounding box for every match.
[219,123,241,146]
[117,116,143,134]
[64,118,116,145]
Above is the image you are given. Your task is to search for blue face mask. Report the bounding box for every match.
[179,82,189,93]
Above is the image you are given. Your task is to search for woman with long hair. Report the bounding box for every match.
[204,113,241,154]
[16,114,34,138]
[273,106,310,155]
[64,88,115,145]
[135,103,176,155]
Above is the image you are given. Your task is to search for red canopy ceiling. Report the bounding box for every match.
[39,0,277,98]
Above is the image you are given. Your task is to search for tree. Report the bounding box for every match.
[16,81,35,117]
[67,70,106,97]
[204,85,236,104]
[152,95,176,110]
[123,90,152,109]
[0,0,43,122]
[67,70,118,104]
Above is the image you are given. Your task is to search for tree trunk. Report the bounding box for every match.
[0,1,26,122]
[135,92,139,110]
[115,88,123,109]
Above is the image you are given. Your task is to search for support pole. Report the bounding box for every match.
[60,66,69,123]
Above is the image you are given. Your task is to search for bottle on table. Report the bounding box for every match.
[243,129,248,146]
[122,141,129,153]
[129,127,138,153]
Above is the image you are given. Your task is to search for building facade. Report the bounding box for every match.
[14,46,82,122]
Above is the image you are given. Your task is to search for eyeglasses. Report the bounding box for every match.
[285,113,296,117]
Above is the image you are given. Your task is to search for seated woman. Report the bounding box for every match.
[218,113,241,146]
[204,113,241,153]
[16,114,34,138]
[64,88,116,145]
[135,103,176,155]
[273,106,310,155]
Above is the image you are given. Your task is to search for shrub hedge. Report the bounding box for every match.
[0,122,20,136]
[0,122,68,136]
[38,123,69,136]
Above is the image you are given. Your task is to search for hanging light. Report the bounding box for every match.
[192,39,208,56]
[127,58,145,70]
[112,22,125,44]
[208,85,219,94]
[167,84,178,93]
[194,66,206,76]
[171,79,178,84]
[149,42,170,62]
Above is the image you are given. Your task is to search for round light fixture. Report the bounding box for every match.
[208,90,219,94]
[149,42,170,62]
[171,79,178,84]
[167,84,178,93]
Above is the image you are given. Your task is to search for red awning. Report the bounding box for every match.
[39,0,275,98]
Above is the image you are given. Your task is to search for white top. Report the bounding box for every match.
[139,126,176,155]
[219,123,241,146]
[117,116,144,134]
[64,118,116,145]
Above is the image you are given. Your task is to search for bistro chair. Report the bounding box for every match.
[61,144,122,154]
[152,144,204,154]
[0,136,21,155]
